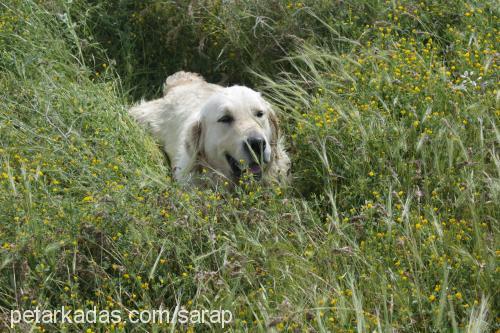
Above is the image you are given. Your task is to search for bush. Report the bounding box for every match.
[82,0,402,99]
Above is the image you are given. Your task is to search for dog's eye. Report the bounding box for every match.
[218,115,234,123]
[255,110,264,118]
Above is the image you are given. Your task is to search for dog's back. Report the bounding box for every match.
[163,71,205,95]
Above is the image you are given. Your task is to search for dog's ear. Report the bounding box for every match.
[174,120,203,181]
[264,106,291,185]
[175,120,204,179]
[185,120,203,156]
[268,110,280,145]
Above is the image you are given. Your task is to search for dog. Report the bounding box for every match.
[129,71,290,185]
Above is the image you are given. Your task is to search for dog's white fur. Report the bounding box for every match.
[129,71,290,185]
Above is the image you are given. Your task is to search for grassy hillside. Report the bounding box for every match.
[1,0,498,332]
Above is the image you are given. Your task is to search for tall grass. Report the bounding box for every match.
[1,0,498,332]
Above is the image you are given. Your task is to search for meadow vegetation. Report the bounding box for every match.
[0,0,498,332]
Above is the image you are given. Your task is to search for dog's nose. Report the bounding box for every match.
[245,137,266,162]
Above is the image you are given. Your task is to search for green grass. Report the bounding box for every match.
[0,0,498,332]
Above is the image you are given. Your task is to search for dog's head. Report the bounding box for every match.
[186,86,289,183]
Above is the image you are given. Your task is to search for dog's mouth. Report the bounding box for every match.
[225,154,262,180]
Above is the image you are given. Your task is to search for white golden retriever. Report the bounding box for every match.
[129,71,290,185]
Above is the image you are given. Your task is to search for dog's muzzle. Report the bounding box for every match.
[225,154,263,181]
[225,136,271,181]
